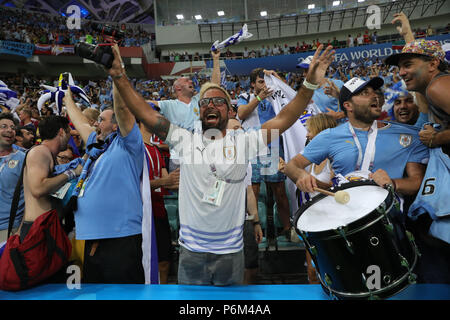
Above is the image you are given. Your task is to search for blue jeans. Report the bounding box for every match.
[177,246,244,285]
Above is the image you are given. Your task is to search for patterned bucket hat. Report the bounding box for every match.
[385,39,445,66]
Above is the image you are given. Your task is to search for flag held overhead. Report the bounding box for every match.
[211,24,253,52]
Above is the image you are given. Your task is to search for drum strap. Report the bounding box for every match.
[348,121,378,172]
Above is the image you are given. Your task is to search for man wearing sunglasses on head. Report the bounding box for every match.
[107,44,335,285]
[146,50,222,172]
[236,67,293,241]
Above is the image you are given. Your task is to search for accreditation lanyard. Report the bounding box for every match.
[348,121,378,172]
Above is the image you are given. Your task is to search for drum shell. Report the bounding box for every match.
[294,181,417,299]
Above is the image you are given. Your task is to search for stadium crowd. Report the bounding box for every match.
[165,23,450,62]
[0,6,152,47]
[0,10,449,292]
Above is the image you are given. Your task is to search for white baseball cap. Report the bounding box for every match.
[339,77,384,106]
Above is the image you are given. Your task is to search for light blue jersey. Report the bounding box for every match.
[75,123,145,240]
[312,79,344,113]
[414,113,429,129]
[237,92,276,131]
[0,149,25,230]
[158,94,200,131]
[408,147,450,244]
[302,121,429,179]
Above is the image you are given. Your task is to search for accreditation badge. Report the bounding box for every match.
[399,134,412,148]
[201,179,226,207]
[8,160,19,169]
[51,182,72,200]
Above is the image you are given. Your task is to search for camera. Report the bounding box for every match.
[74,42,114,69]
[74,23,125,69]
[92,23,125,42]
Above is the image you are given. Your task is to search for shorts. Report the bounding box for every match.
[177,246,244,286]
[154,215,173,262]
[83,234,145,284]
[251,142,285,183]
[243,220,259,269]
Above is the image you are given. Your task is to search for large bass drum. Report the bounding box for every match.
[294,180,419,300]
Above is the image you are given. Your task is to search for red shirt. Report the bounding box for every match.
[363,34,370,44]
[150,134,170,159]
[144,143,168,218]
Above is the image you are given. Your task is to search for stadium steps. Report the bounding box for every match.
[257,182,304,252]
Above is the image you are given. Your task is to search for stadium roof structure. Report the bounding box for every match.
[0,0,155,24]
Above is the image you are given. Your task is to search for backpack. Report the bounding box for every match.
[0,150,72,291]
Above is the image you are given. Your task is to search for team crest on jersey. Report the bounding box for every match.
[399,134,412,147]
[193,107,199,116]
[8,160,19,169]
[223,145,236,161]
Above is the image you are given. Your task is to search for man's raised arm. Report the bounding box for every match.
[111,46,136,137]
[63,88,94,144]
[392,12,415,43]
[211,50,221,85]
[107,44,171,140]
[261,45,335,144]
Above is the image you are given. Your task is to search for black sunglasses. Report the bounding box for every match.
[198,97,228,108]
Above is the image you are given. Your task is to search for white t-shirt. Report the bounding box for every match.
[348,37,354,47]
[165,124,267,254]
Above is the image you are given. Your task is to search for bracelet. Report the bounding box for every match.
[112,73,125,80]
[428,131,437,148]
[302,79,320,90]
[253,221,261,226]
[256,95,262,102]
[63,169,76,181]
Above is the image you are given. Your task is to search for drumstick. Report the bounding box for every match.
[314,187,350,204]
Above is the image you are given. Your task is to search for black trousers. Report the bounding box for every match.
[406,215,450,284]
[83,234,145,284]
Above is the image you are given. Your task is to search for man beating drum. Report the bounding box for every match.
[284,77,430,297]
[285,76,429,205]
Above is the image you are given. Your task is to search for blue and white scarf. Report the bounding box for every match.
[211,24,253,52]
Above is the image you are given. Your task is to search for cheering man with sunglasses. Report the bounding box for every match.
[107,44,335,285]
[146,50,221,172]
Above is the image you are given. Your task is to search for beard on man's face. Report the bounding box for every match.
[201,106,229,133]
[201,115,228,133]
[352,98,380,125]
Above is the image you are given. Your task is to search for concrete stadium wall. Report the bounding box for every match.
[156,7,450,56]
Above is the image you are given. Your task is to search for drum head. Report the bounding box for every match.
[297,183,388,233]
